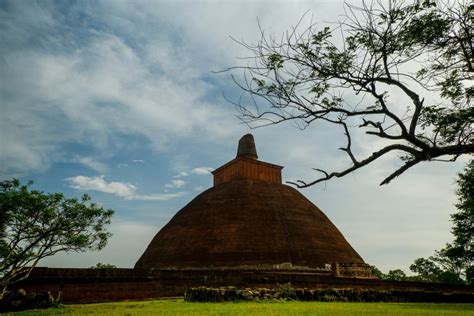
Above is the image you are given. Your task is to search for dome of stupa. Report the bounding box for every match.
[135,134,364,269]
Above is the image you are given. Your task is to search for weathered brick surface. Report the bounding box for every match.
[135,179,365,270]
[136,135,366,272]
[12,268,474,303]
[213,157,283,185]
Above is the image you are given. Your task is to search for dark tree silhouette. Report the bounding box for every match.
[227,0,473,186]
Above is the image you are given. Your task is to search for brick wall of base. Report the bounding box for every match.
[10,267,474,304]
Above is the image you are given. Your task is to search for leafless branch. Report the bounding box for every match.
[223,0,474,186]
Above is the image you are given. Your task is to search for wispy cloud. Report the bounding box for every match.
[132,159,146,163]
[126,192,187,201]
[169,167,213,181]
[165,179,186,189]
[191,167,214,175]
[0,2,238,176]
[173,171,188,178]
[66,175,185,201]
[73,156,108,173]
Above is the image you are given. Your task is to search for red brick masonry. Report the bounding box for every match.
[12,267,474,304]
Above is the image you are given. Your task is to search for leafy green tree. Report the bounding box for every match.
[370,265,385,279]
[90,263,117,269]
[409,258,463,284]
[0,179,114,298]
[371,266,420,282]
[449,159,474,282]
[229,0,473,186]
[409,257,443,282]
[385,269,407,281]
[410,161,473,284]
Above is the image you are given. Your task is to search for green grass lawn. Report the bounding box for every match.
[9,299,474,316]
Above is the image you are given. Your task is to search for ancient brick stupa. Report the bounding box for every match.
[135,134,368,275]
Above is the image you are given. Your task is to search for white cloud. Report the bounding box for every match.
[0,0,345,177]
[0,10,238,176]
[173,171,189,178]
[191,167,214,175]
[132,159,146,163]
[74,156,109,173]
[66,175,137,198]
[172,167,214,178]
[66,175,186,201]
[165,179,186,189]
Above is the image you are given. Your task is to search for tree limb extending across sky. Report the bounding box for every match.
[227,0,473,186]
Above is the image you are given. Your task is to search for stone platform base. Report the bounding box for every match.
[11,267,474,304]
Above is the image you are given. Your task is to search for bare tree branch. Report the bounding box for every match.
[224,0,474,186]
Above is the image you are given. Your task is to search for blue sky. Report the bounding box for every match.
[0,0,468,273]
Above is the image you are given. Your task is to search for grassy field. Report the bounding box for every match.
[9,299,474,316]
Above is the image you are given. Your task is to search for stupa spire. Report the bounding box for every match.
[236,134,258,160]
[213,134,282,186]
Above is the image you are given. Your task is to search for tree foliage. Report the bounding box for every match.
[385,269,408,281]
[371,266,421,282]
[409,257,464,284]
[228,0,473,186]
[370,265,385,279]
[371,161,472,284]
[0,179,114,297]
[90,263,117,269]
[410,160,473,284]
[451,159,474,273]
